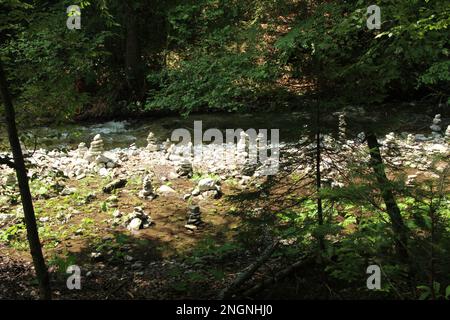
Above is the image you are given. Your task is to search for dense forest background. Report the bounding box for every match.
[1,0,449,123]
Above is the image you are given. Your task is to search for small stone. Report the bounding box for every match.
[84,193,96,204]
[98,167,109,176]
[127,218,142,231]
[103,178,127,193]
[168,171,179,180]
[112,210,122,218]
[90,252,102,260]
[146,132,160,152]
[106,195,119,203]
[197,178,217,192]
[61,187,76,196]
[157,185,176,195]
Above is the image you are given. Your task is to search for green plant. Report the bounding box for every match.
[417,282,450,300]
[48,253,77,274]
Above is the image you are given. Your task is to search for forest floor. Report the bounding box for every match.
[2,167,448,300]
[0,163,365,299]
[0,172,250,299]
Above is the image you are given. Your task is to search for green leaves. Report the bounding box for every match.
[418,282,450,300]
[276,0,450,104]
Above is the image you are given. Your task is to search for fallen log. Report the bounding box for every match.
[242,254,312,298]
[218,241,279,299]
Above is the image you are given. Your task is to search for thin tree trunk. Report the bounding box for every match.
[366,132,408,262]
[316,101,325,251]
[124,2,145,101]
[0,61,51,299]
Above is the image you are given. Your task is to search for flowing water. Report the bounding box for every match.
[0,109,442,151]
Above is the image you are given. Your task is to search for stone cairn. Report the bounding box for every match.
[76,142,88,158]
[241,158,257,177]
[384,132,400,156]
[430,114,442,138]
[185,205,202,230]
[85,134,104,162]
[406,133,415,145]
[236,131,250,171]
[338,113,347,141]
[406,174,417,187]
[163,138,171,152]
[165,143,175,160]
[445,125,450,143]
[139,174,156,200]
[176,159,193,178]
[147,132,160,152]
[126,207,153,231]
[237,131,249,156]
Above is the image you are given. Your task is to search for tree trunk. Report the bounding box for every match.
[316,102,325,251]
[366,132,408,261]
[0,61,52,299]
[124,2,145,101]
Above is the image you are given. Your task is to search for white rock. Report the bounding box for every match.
[157,185,176,194]
[61,187,76,196]
[127,218,142,231]
[98,167,109,176]
[197,178,217,192]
